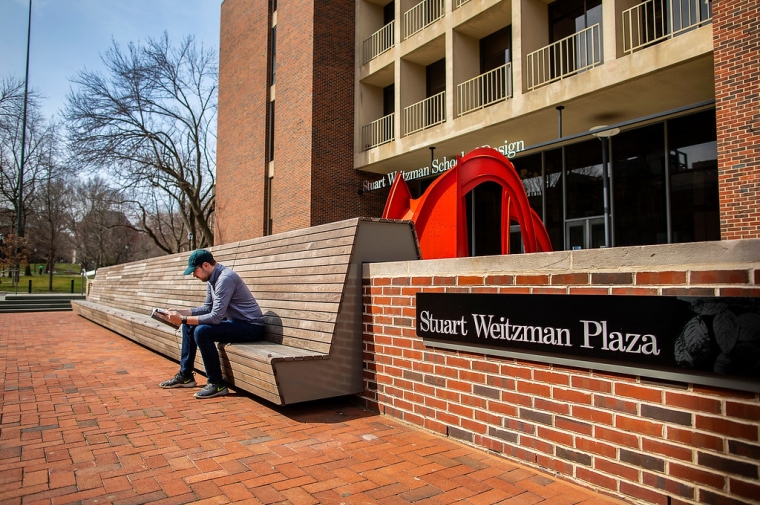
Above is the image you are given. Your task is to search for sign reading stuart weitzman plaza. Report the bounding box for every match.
[416,293,760,389]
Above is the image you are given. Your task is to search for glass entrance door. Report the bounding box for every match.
[566,217,605,249]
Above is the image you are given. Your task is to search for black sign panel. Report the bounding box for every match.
[416,293,760,386]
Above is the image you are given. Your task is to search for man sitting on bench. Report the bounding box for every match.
[159,249,264,399]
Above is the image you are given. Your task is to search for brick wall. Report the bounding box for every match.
[361,241,760,505]
[217,0,382,241]
[216,0,270,244]
[310,0,359,226]
[713,0,760,240]
[271,0,315,233]
[285,0,383,228]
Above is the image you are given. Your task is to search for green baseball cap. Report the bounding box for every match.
[184,249,214,275]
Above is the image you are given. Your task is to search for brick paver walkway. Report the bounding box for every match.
[0,312,626,505]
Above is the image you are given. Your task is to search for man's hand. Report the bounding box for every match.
[167,309,183,326]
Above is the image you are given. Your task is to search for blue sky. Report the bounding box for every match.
[0,0,222,121]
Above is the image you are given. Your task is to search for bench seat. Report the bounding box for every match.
[73,218,419,404]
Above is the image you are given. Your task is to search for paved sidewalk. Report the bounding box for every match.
[0,312,626,505]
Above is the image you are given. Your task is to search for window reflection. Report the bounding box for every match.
[473,109,718,253]
[668,110,719,242]
[612,123,667,246]
[544,149,564,250]
[566,139,604,219]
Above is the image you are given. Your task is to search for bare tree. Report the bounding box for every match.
[121,187,194,254]
[65,33,217,252]
[70,177,163,271]
[0,76,25,123]
[70,177,129,270]
[0,75,54,237]
[0,233,27,286]
[27,173,72,290]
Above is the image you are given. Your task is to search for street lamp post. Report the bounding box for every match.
[14,0,32,286]
[590,125,620,248]
[17,0,32,239]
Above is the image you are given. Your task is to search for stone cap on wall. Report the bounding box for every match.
[363,239,760,277]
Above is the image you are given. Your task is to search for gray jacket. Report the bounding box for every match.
[191,263,263,325]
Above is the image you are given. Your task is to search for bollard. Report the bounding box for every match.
[28,279,32,293]
[71,279,75,293]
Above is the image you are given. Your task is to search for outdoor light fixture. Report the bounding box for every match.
[590,125,620,248]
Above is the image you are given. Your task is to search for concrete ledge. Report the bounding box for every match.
[364,239,760,277]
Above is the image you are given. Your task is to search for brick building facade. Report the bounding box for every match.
[216,0,269,244]
[216,0,759,249]
[216,0,385,242]
[713,0,760,240]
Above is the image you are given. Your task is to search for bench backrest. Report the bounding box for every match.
[87,218,420,354]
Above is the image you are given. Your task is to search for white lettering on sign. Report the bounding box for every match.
[418,313,662,357]
[580,320,661,355]
[471,315,571,346]
[362,139,526,193]
[419,310,468,335]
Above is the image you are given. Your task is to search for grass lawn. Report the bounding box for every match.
[0,263,86,294]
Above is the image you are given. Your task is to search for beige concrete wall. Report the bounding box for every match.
[355,0,716,179]
[399,58,427,128]
[615,0,641,58]
[452,30,480,115]
[518,0,549,77]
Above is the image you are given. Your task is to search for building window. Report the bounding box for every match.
[384,1,394,25]
[514,152,542,254]
[512,108,719,251]
[565,139,604,220]
[549,0,602,42]
[426,58,446,97]
[480,26,511,73]
[667,110,719,243]
[270,26,277,86]
[268,101,275,161]
[544,148,564,250]
[612,123,667,246]
[383,84,395,116]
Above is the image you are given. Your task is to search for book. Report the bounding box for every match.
[151,308,180,329]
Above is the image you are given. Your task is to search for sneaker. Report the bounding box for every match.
[159,371,196,389]
[194,382,229,399]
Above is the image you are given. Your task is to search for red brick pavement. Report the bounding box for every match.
[0,312,628,505]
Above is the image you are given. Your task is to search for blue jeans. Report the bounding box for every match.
[179,320,264,384]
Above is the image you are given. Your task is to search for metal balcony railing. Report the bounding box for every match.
[404,91,446,136]
[362,113,395,150]
[457,63,513,117]
[403,0,444,40]
[363,21,395,64]
[454,0,472,8]
[526,23,602,91]
[623,0,712,54]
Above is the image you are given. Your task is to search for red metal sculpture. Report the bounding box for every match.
[382,147,553,259]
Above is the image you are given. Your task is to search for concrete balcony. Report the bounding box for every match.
[457,63,513,117]
[623,0,712,54]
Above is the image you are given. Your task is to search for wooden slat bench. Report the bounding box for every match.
[72,218,419,405]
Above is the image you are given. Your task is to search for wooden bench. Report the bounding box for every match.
[72,218,419,405]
